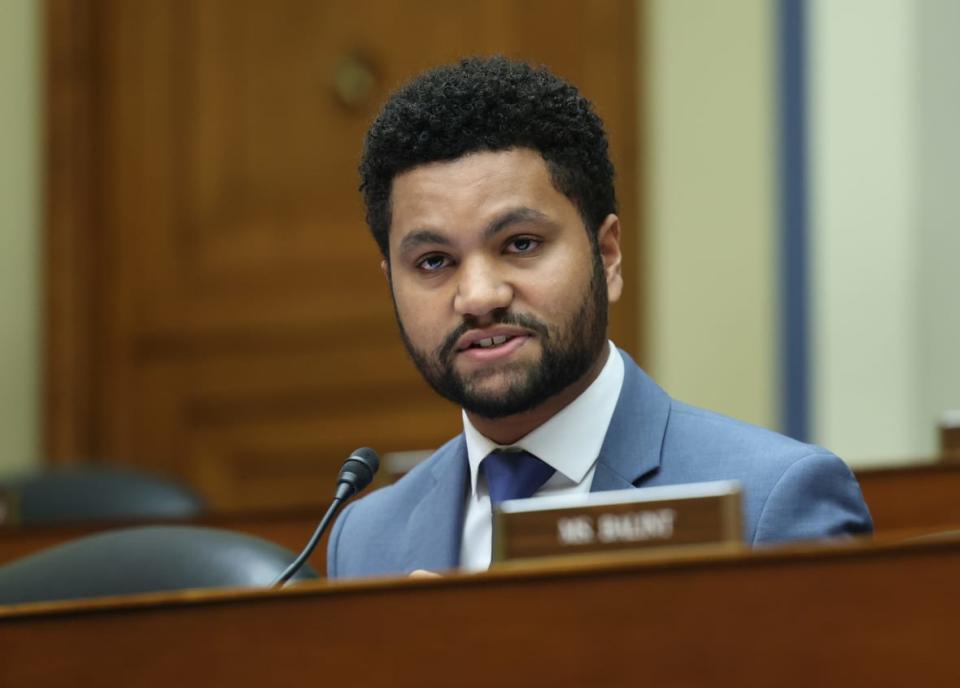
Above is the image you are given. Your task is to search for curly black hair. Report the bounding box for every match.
[359,56,617,258]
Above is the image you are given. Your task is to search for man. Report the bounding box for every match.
[327,57,872,579]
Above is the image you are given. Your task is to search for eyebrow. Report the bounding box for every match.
[397,207,556,255]
[482,207,555,240]
[397,229,450,255]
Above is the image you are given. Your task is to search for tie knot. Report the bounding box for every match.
[480,449,555,507]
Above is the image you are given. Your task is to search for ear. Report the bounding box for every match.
[596,214,623,304]
[380,259,390,284]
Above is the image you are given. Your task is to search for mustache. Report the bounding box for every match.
[436,310,550,363]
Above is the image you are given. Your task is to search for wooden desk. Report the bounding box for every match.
[1,536,959,687]
[854,461,960,533]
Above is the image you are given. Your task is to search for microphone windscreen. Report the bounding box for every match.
[349,447,380,473]
[338,447,380,494]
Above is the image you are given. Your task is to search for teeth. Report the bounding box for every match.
[476,335,510,348]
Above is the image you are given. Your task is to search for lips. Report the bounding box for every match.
[452,326,533,364]
[459,335,531,363]
[455,327,531,353]
[473,334,511,349]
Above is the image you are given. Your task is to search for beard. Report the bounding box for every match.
[392,251,609,419]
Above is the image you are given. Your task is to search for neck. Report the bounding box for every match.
[466,345,611,445]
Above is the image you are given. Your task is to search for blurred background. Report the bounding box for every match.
[1,0,958,514]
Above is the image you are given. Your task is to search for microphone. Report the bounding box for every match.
[273,447,380,587]
[334,447,380,501]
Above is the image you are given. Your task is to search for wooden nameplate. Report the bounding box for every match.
[492,481,743,564]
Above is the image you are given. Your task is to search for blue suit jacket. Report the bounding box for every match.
[327,350,873,578]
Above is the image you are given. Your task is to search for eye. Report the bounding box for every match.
[416,253,451,272]
[505,236,541,254]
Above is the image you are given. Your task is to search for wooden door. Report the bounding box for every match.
[45,0,641,510]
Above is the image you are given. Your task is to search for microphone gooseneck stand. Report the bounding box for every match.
[272,447,380,587]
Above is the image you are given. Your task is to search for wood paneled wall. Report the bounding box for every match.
[44,0,641,510]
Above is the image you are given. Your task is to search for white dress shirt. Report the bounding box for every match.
[459,341,625,571]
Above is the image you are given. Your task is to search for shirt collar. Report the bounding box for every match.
[463,341,625,497]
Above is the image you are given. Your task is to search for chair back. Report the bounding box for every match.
[0,466,204,524]
[0,525,317,605]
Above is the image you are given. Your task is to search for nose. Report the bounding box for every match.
[453,256,513,318]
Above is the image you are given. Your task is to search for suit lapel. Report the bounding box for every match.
[401,436,469,573]
[591,349,671,492]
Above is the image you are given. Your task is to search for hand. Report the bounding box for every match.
[409,569,441,578]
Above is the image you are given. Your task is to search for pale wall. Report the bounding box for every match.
[809,0,921,463]
[647,0,960,464]
[917,0,960,457]
[644,0,778,430]
[809,0,960,465]
[0,0,40,475]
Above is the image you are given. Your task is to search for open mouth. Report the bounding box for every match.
[457,332,531,361]
[469,335,515,349]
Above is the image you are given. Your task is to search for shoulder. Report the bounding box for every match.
[326,436,464,577]
[664,399,826,461]
[657,401,873,544]
[666,401,818,469]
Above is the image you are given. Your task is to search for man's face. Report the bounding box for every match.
[385,148,623,419]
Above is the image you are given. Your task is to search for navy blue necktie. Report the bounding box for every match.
[480,449,555,507]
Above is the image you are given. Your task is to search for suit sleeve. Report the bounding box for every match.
[752,452,874,545]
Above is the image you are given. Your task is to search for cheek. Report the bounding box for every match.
[527,253,592,315]
[393,282,448,342]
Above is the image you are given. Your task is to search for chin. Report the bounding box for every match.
[461,363,532,391]
[460,380,544,419]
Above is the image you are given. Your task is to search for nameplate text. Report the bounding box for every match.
[492,481,742,563]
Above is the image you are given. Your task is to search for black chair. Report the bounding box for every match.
[0,465,204,524]
[0,525,317,605]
